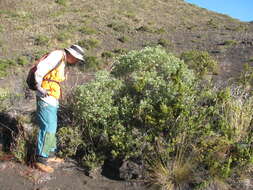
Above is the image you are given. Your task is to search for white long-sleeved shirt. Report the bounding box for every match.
[35,50,66,107]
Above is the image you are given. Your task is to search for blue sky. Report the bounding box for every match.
[185,0,253,22]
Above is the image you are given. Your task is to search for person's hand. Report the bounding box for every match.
[36,85,49,97]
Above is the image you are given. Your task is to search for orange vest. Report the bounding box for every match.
[41,56,66,99]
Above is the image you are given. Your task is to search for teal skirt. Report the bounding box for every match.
[36,97,58,158]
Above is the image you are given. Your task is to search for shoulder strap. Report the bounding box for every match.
[42,52,66,79]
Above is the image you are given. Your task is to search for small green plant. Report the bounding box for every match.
[56,32,71,42]
[0,88,10,111]
[207,19,219,29]
[220,40,238,47]
[79,26,97,35]
[112,48,127,55]
[136,25,154,32]
[33,50,48,60]
[101,51,114,59]
[107,22,129,32]
[0,59,16,77]
[55,0,68,6]
[248,57,253,62]
[78,38,101,50]
[34,35,49,46]
[180,50,219,77]
[85,56,102,70]
[0,25,3,32]
[118,36,129,43]
[10,116,37,164]
[225,24,248,32]
[155,27,166,34]
[17,56,29,66]
[238,63,253,88]
[157,38,171,48]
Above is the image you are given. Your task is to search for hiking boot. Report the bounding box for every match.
[47,152,64,163]
[35,156,54,173]
[47,157,64,163]
[35,162,54,173]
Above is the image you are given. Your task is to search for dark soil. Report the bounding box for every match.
[0,161,148,190]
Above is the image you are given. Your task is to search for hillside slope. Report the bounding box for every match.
[0,0,252,82]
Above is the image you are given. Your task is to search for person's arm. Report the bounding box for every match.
[35,50,64,96]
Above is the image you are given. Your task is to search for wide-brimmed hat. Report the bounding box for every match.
[65,44,85,61]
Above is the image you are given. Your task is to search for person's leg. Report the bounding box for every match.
[35,98,58,172]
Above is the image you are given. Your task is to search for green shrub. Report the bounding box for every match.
[61,47,196,167]
[58,47,252,188]
[57,127,83,158]
[180,50,219,77]
[85,56,102,70]
[62,71,122,169]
